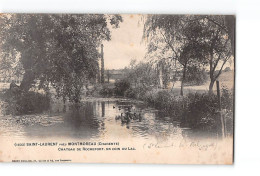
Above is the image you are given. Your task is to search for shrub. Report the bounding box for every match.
[1,89,50,115]
[221,86,233,110]
[181,89,234,134]
[141,88,233,134]
[114,79,130,96]
[221,86,234,135]
[184,67,208,86]
[182,93,219,131]
[133,86,151,100]
[99,86,114,97]
[154,90,172,110]
[124,88,137,99]
[143,89,186,118]
[143,90,157,106]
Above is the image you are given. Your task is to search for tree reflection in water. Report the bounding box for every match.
[1,98,213,141]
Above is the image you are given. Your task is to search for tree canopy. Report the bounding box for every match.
[0,14,122,102]
[143,15,234,94]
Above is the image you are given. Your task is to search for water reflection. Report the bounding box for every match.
[0,98,204,141]
[101,102,105,117]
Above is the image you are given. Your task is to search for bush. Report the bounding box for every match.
[1,89,50,115]
[181,89,234,134]
[114,79,130,96]
[143,90,157,106]
[182,93,219,131]
[143,89,186,118]
[184,67,208,86]
[99,86,114,97]
[133,86,151,100]
[154,90,172,110]
[221,86,234,135]
[141,88,233,134]
[124,88,137,99]
[221,86,233,110]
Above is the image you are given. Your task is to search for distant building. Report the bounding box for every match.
[104,69,125,83]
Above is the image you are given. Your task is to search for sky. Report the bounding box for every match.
[0,14,234,72]
[102,14,147,70]
[101,14,234,71]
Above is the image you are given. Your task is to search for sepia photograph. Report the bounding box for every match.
[0,14,235,164]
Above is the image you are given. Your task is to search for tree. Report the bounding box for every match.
[143,15,234,94]
[125,60,159,88]
[143,15,183,94]
[205,15,235,56]
[183,15,234,93]
[201,16,233,93]
[157,58,172,89]
[143,15,208,95]
[0,14,122,103]
[184,66,208,86]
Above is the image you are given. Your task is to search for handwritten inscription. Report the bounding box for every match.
[143,140,217,151]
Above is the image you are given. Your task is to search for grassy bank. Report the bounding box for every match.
[99,79,234,135]
[141,88,232,134]
[0,89,50,116]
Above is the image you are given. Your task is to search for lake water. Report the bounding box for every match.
[0,98,233,164]
[0,98,210,142]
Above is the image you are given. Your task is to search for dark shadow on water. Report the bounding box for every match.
[23,102,103,139]
[8,98,221,140]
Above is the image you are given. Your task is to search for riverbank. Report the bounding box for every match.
[0,96,233,164]
[0,79,234,137]
[97,80,234,136]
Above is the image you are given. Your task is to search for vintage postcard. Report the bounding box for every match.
[0,14,235,164]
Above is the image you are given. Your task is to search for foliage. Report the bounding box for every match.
[143,15,234,94]
[124,88,137,99]
[221,86,234,110]
[202,16,233,93]
[143,89,186,118]
[114,79,131,96]
[113,60,158,98]
[99,86,114,97]
[125,60,159,88]
[0,14,122,103]
[133,85,152,100]
[182,93,219,131]
[181,90,233,134]
[184,66,208,85]
[1,89,50,115]
[143,15,206,95]
[119,61,156,98]
[135,88,233,133]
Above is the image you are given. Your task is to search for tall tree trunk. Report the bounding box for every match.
[180,63,187,96]
[73,86,81,105]
[159,64,163,89]
[208,51,215,94]
[20,70,35,92]
[209,79,215,94]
